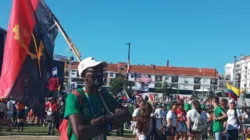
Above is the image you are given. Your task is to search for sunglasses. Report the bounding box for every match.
[82,66,105,77]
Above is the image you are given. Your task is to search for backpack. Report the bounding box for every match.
[146,117,165,140]
[59,90,83,140]
[191,110,204,132]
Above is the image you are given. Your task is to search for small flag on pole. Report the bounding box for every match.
[148,93,154,105]
[52,67,58,76]
[227,83,241,101]
[122,89,130,102]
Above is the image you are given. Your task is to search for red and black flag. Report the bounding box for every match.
[0,0,58,116]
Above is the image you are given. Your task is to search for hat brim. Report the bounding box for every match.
[80,61,107,75]
[91,61,107,69]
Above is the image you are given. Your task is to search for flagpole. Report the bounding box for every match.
[54,19,81,62]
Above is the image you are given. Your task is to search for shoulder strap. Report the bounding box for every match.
[234,108,240,125]
[98,90,112,115]
[72,90,83,106]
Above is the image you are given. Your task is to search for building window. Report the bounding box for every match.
[194,85,201,90]
[155,75,162,81]
[184,80,188,84]
[148,74,151,78]
[210,78,218,85]
[110,73,114,77]
[171,83,178,88]
[72,70,77,73]
[65,71,69,76]
[121,67,125,70]
[131,73,134,78]
[225,75,231,80]
[165,76,169,81]
[171,76,178,83]
[135,73,141,78]
[194,77,201,84]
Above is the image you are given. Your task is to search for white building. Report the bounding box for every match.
[64,61,219,93]
[224,55,250,92]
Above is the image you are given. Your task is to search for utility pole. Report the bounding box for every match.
[202,68,205,102]
[125,43,131,91]
[233,56,237,87]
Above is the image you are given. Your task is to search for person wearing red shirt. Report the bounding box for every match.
[46,97,58,135]
[176,103,187,140]
[15,102,25,132]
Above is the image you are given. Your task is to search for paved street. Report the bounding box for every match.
[0,136,135,140]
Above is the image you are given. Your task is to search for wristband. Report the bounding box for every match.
[107,124,112,131]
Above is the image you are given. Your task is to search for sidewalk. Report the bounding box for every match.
[0,136,135,140]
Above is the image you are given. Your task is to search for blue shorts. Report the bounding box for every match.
[177,122,187,132]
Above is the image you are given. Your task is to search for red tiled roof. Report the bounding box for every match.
[69,62,219,77]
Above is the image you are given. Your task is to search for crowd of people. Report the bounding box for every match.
[0,95,66,136]
[2,56,250,140]
[0,98,40,132]
[127,95,250,140]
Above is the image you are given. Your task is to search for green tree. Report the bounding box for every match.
[109,77,124,95]
[156,83,173,98]
[162,82,169,95]
[220,90,227,98]
[207,90,215,100]
[191,90,199,100]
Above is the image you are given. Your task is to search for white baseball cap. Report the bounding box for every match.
[78,57,107,76]
[228,99,235,104]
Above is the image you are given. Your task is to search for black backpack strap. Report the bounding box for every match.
[98,90,112,115]
[234,108,240,125]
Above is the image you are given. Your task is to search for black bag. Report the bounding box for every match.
[146,117,165,140]
[234,108,240,126]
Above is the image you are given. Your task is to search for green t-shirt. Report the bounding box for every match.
[184,103,192,111]
[128,104,134,114]
[213,106,225,132]
[64,89,120,140]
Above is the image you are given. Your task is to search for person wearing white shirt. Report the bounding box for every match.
[224,99,242,140]
[154,105,166,132]
[186,100,203,140]
[166,102,178,140]
[6,99,14,131]
[131,105,140,135]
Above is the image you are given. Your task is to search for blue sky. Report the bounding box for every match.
[0,0,250,74]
